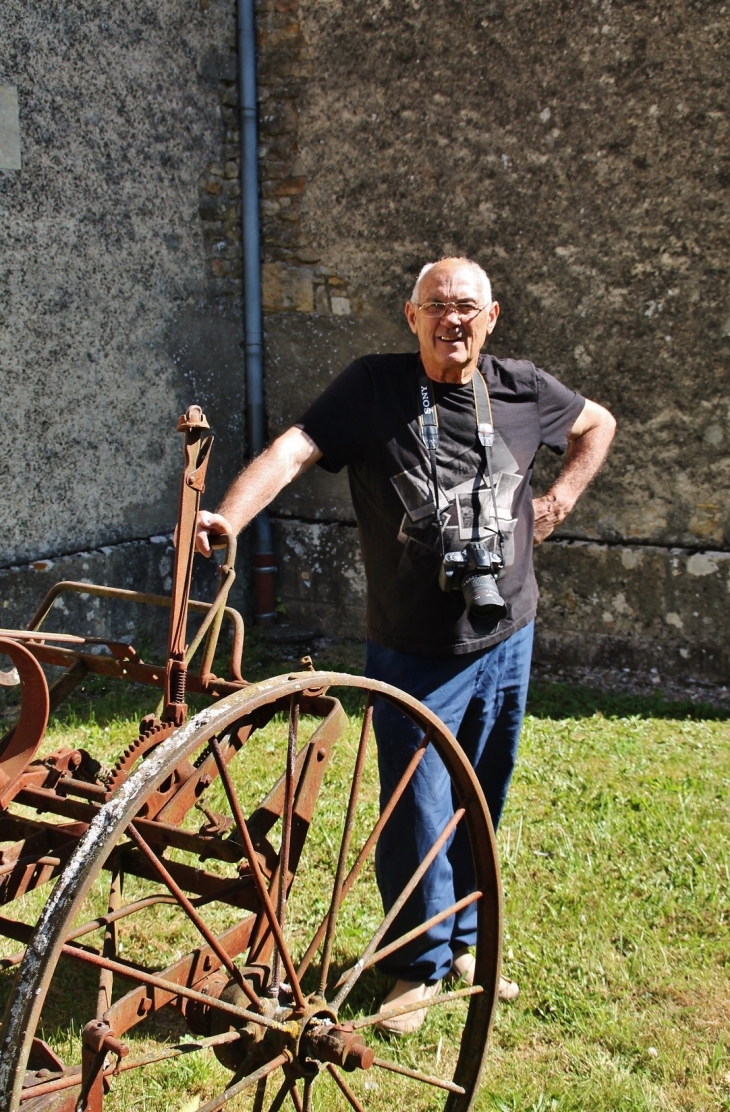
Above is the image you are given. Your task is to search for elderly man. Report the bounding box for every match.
[196,257,616,1033]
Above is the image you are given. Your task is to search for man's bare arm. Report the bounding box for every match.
[533,399,616,545]
[196,426,322,555]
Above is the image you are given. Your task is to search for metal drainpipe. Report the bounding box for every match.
[238,0,276,623]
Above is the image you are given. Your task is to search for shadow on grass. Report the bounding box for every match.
[527,680,730,722]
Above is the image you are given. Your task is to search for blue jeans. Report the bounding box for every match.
[365,621,533,983]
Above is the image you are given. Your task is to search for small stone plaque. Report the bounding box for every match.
[0,86,21,171]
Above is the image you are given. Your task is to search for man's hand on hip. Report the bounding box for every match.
[533,398,616,546]
[532,492,570,545]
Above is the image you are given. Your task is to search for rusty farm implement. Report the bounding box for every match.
[0,407,502,1112]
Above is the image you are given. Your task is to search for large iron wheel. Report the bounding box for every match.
[0,672,501,1112]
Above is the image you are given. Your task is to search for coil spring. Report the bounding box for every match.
[170,665,187,704]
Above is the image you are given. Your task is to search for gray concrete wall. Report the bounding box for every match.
[0,0,246,586]
[255,0,730,682]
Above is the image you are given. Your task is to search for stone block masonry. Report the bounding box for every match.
[255,0,357,318]
[254,0,730,683]
[270,517,730,685]
[3,1,728,685]
[0,535,246,662]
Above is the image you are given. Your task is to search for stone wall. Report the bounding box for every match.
[2,0,728,682]
[0,0,247,630]
[256,0,730,682]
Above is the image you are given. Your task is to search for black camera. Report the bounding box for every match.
[438,542,507,621]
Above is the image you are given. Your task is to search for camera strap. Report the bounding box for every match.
[417,374,446,557]
[417,362,504,561]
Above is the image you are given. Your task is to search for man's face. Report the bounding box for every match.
[404,260,499,384]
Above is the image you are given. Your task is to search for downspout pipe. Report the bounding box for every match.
[238,0,276,622]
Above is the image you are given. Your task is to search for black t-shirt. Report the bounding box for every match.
[298,352,584,656]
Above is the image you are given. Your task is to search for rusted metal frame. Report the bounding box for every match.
[57,779,108,802]
[163,412,213,725]
[117,843,258,910]
[0,638,50,807]
[187,536,238,682]
[0,811,68,843]
[0,852,60,876]
[371,1056,466,1095]
[19,1031,244,1103]
[12,642,246,700]
[209,735,306,1009]
[296,731,432,980]
[55,942,288,1031]
[269,693,299,997]
[21,580,245,684]
[318,695,373,996]
[0,818,85,872]
[364,890,482,971]
[0,659,88,761]
[156,722,250,826]
[0,822,258,912]
[193,1052,291,1112]
[246,705,343,967]
[351,984,482,1030]
[79,1028,107,1112]
[302,1077,314,1112]
[104,911,257,1036]
[0,896,178,971]
[96,862,122,1019]
[0,853,68,907]
[325,1065,365,1112]
[246,696,346,839]
[125,823,261,1010]
[332,807,466,1010]
[14,785,268,866]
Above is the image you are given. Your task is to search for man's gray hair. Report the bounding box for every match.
[410,257,493,304]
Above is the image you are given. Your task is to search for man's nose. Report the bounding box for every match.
[441,304,462,324]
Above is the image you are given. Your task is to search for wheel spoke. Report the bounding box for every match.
[191,1051,290,1112]
[126,823,261,1010]
[2,677,500,1112]
[296,729,433,980]
[283,1066,304,1112]
[332,807,466,1009]
[326,1065,366,1112]
[362,891,482,972]
[56,942,289,1030]
[18,1032,244,1102]
[371,1056,465,1094]
[252,1075,268,1112]
[271,693,299,996]
[266,1075,292,1112]
[318,694,373,995]
[209,734,306,1007]
[352,984,482,1029]
[96,859,122,1018]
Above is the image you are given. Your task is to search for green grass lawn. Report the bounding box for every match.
[485,685,730,1111]
[0,651,728,1111]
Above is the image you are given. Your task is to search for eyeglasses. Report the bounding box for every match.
[415,300,487,321]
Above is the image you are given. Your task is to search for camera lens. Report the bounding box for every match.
[462,571,507,621]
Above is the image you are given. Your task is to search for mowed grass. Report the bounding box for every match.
[487,685,730,1112]
[0,664,728,1111]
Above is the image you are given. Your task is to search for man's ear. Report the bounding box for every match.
[404,301,418,334]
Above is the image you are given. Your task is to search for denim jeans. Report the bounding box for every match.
[365,621,534,983]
